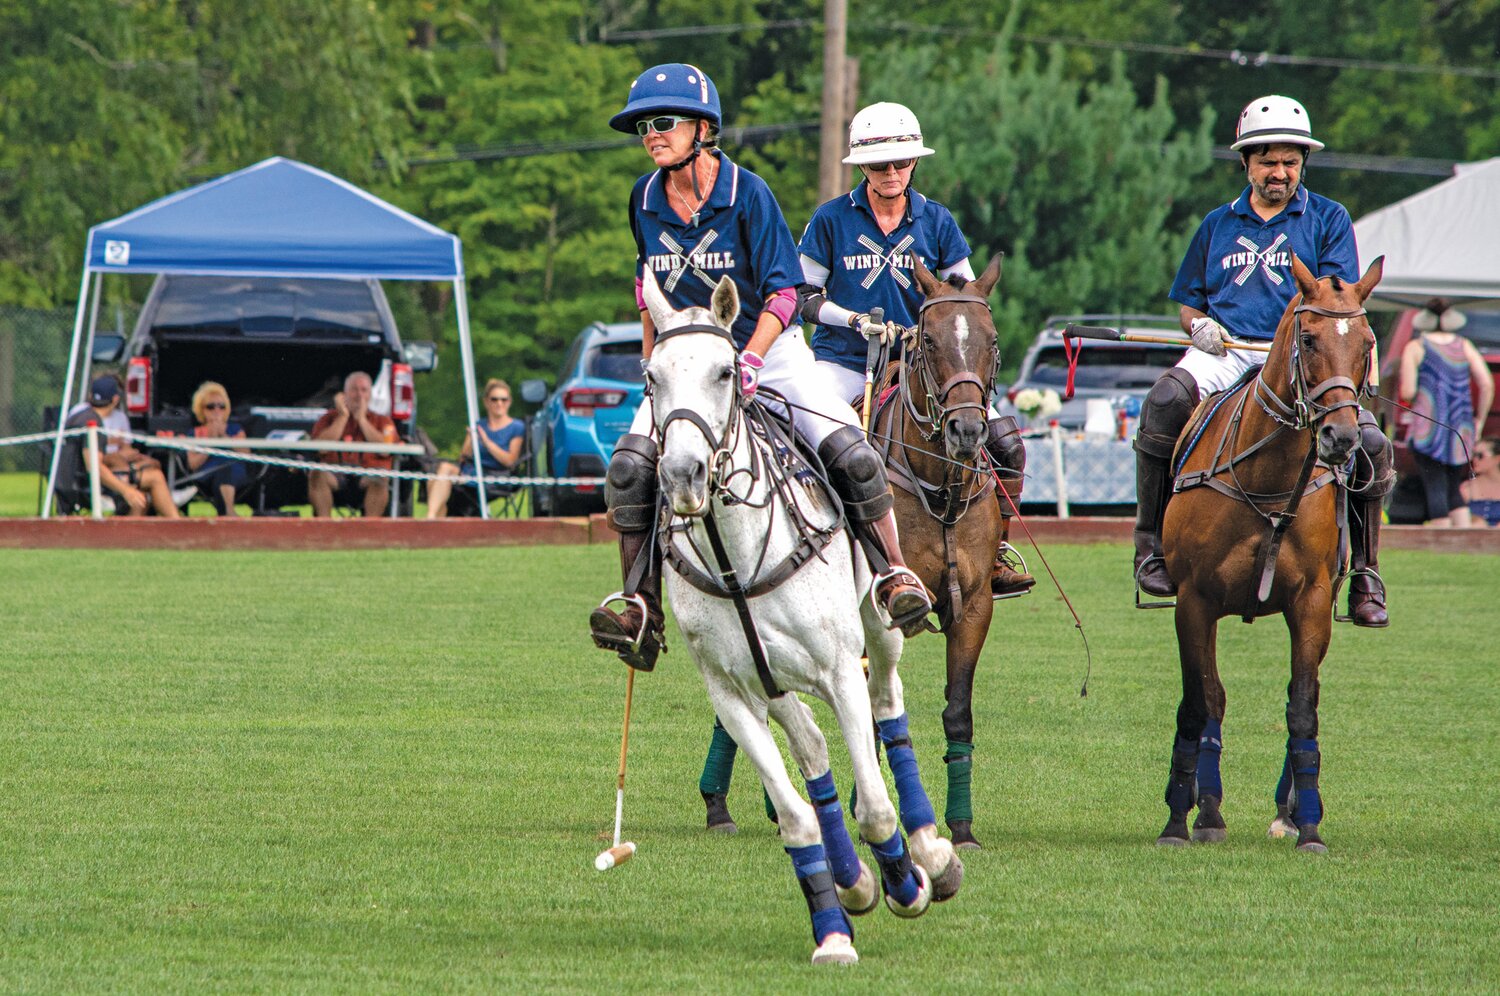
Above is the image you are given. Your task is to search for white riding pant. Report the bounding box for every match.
[815,358,1003,421]
[629,326,858,449]
[1176,344,1264,396]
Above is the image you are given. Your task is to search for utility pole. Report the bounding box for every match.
[818,0,848,203]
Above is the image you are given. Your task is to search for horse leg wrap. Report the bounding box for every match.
[942,740,975,824]
[867,831,920,907]
[1287,738,1322,826]
[876,715,937,833]
[806,771,861,889]
[1197,718,1224,799]
[785,843,854,945]
[698,717,738,796]
[1164,734,1199,815]
[1274,752,1293,809]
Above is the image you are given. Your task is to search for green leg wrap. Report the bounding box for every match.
[698,717,738,796]
[763,787,777,823]
[943,740,975,824]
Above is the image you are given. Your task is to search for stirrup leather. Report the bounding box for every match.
[1133,556,1176,610]
[991,542,1034,601]
[1331,566,1384,625]
[590,590,652,651]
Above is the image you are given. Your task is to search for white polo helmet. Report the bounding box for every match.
[843,102,936,165]
[1231,95,1325,152]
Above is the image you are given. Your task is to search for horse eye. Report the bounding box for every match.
[718,365,735,382]
[1300,333,1315,351]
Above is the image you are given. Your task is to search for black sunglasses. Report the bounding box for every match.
[488,394,511,402]
[205,402,228,410]
[864,159,915,173]
[635,115,691,136]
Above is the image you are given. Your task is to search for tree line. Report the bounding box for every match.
[2,0,1494,444]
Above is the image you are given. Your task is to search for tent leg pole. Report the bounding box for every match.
[44,261,95,518]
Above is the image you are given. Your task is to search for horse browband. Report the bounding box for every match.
[652,322,734,347]
[917,293,991,315]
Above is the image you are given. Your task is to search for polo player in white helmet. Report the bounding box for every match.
[797,100,1036,601]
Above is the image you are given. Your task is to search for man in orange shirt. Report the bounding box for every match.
[307,370,397,517]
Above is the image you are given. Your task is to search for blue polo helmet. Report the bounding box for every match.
[609,64,721,134]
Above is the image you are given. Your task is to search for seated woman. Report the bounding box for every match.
[187,381,251,515]
[1462,438,1500,527]
[425,378,525,518]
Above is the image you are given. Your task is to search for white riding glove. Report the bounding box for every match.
[1189,316,1230,356]
[852,313,897,345]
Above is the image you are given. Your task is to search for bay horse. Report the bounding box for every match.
[871,254,1005,849]
[641,270,961,965]
[1158,254,1384,852]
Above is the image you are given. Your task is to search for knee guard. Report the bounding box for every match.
[985,415,1025,500]
[604,433,659,532]
[818,425,894,525]
[1352,408,1395,501]
[1135,368,1199,461]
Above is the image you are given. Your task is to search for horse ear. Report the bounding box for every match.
[1290,253,1319,300]
[1354,255,1385,302]
[641,268,673,333]
[711,275,739,330]
[969,253,1003,298]
[911,253,943,297]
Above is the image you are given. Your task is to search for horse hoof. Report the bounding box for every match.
[836,863,879,916]
[1157,816,1190,846]
[884,864,932,919]
[1155,834,1190,847]
[1192,795,1227,843]
[1267,816,1298,839]
[948,819,983,851]
[703,793,737,834]
[1191,827,1227,843]
[1295,825,1327,853]
[810,933,858,966]
[928,853,964,903]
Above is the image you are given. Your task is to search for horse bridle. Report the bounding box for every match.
[1253,302,1371,431]
[651,322,745,491]
[903,293,998,442]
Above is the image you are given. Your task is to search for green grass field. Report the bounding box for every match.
[2,543,1495,991]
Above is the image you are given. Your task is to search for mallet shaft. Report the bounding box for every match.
[861,307,885,436]
[612,668,635,848]
[1063,324,1272,354]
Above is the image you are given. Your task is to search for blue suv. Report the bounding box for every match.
[522,321,644,516]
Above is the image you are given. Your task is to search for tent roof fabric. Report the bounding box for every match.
[1353,157,1500,305]
[86,157,462,281]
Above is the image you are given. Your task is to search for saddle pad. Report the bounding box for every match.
[1172,365,1261,475]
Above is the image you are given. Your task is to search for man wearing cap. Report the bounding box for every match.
[1132,94,1392,627]
[797,101,1034,601]
[64,376,183,516]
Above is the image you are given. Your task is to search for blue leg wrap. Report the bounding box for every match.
[806,771,861,890]
[1287,737,1322,826]
[785,843,853,945]
[877,714,937,833]
[1274,753,1293,808]
[1197,718,1223,799]
[868,831,919,907]
[1164,734,1198,814]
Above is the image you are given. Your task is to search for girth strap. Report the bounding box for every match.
[700,509,785,700]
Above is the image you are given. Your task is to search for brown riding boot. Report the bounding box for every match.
[589,528,666,670]
[864,510,933,637]
[1347,496,1388,628]
[991,517,1035,599]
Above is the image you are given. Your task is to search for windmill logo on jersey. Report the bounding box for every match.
[844,234,916,289]
[650,230,736,292]
[1225,233,1289,286]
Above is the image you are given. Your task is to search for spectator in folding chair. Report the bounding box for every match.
[425,378,525,518]
[64,376,182,517]
[307,371,398,517]
[185,380,251,516]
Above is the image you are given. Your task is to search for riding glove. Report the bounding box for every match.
[1189,316,1231,356]
[852,313,896,345]
[739,350,764,401]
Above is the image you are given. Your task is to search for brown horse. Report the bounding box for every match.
[871,254,1005,849]
[1158,254,1384,852]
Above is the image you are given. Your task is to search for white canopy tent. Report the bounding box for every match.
[45,157,492,517]
[1353,157,1500,308]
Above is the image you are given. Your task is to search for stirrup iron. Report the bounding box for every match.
[591,590,651,651]
[1331,566,1383,625]
[991,541,1033,601]
[1133,557,1176,610]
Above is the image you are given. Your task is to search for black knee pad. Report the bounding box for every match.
[986,415,1025,497]
[1136,368,1199,460]
[604,433,660,532]
[1351,408,1394,500]
[818,425,894,525]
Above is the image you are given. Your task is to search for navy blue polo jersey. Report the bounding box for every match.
[631,153,801,350]
[798,183,971,372]
[1169,184,1358,341]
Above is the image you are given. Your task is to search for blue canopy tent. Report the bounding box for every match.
[46,156,491,516]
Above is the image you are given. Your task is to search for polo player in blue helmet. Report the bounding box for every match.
[588,64,935,831]
[1133,94,1393,626]
[797,100,1035,600]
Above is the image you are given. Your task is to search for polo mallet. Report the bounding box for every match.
[860,307,885,436]
[1063,323,1272,353]
[594,668,638,871]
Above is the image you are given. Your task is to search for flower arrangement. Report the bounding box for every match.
[1013,387,1062,419]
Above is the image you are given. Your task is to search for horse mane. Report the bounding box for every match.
[943,274,968,290]
[1328,274,1345,293]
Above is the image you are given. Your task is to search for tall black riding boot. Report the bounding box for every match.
[589,527,666,669]
[1133,451,1176,597]
[985,415,1034,598]
[1348,495,1388,628]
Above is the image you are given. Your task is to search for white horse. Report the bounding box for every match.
[643,271,961,966]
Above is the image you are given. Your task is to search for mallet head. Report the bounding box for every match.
[594,841,636,871]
